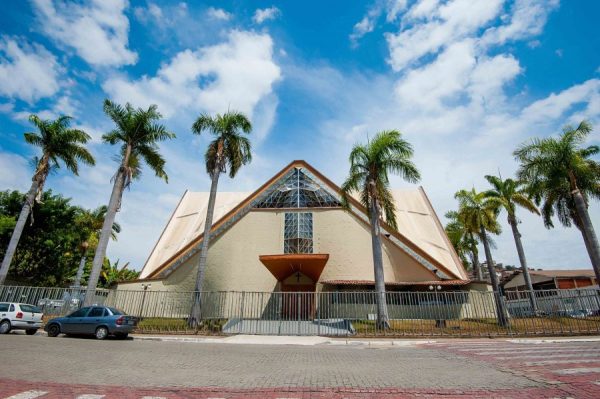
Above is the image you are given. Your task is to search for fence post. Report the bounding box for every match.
[239,291,245,333]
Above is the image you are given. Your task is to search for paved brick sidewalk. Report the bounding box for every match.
[0,379,587,398]
[2,335,600,397]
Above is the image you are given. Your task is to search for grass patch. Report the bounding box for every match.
[135,317,226,335]
[351,317,600,337]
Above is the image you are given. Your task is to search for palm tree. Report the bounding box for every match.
[189,111,252,326]
[84,100,174,305]
[340,130,421,329]
[484,175,540,313]
[73,206,121,288]
[445,211,482,280]
[0,115,94,285]
[514,121,600,284]
[455,188,509,327]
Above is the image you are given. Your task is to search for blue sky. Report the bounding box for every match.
[1,0,599,271]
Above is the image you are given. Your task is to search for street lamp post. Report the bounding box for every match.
[138,283,151,319]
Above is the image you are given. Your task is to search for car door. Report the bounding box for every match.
[62,307,89,333]
[83,307,106,334]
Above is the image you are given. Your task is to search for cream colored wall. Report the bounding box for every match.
[119,208,439,294]
[159,211,283,292]
[314,209,436,285]
[115,280,166,291]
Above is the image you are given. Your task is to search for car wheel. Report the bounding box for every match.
[95,326,109,340]
[26,329,38,336]
[0,320,10,334]
[115,333,128,339]
[47,324,60,337]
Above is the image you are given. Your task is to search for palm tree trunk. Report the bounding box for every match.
[470,249,482,281]
[368,194,390,330]
[572,189,600,285]
[73,251,87,288]
[0,177,41,285]
[508,217,538,314]
[480,226,509,327]
[84,161,127,306]
[189,169,221,327]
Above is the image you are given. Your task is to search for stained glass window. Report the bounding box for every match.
[254,167,341,209]
[284,212,313,253]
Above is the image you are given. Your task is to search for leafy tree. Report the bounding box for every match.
[0,215,15,235]
[73,206,121,288]
[85,100,174,305]
[455,188,509,327]
[99,258,139,288]
[0,115,94,285]
[189,111,252,326]
[340,130,420,329]
[484,175,540,313]
[514,121,600,284]
[445,211,482,280]
[0,190,88,286]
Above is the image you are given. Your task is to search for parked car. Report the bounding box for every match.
[37,289,86,315]
[44,306,137,340]
[0,302,43,335]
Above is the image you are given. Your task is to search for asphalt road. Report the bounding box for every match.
[1,333,599,398]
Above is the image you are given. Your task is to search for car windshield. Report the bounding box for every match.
[20,304,41,313]
[108,307,124,315]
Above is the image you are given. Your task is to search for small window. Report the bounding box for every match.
[0,303,8,312]
[9,304,15,312]
[88,307,105,317]
[19,304,41,313]
[69,307,89,317]
[108,307,124,316]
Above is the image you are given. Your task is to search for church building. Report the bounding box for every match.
[117,160,469,294]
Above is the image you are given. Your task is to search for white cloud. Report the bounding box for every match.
[394,40,521,112]
[481,0,560,46]
[0,152,31,192]
[350,1,408,44]
[31,0,137,67]
[253,7,281,24]
[10,95,79,122]
[405,0,440,21]
[207,7,232,21]
[386,0,504,70]
[0,36,61,103]
[103,30,282,135]
[521,79,600,124]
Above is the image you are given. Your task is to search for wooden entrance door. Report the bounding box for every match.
[281,284,315,320]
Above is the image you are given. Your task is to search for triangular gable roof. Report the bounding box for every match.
[140,160,467,281]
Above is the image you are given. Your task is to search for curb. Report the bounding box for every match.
[129,334,600,346]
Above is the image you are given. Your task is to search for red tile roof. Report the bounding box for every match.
[320,279,470,286]
[528,269,596,278]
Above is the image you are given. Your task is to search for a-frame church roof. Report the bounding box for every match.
[139,160,468,281]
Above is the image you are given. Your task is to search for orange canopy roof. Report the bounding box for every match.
[259,254,329,282]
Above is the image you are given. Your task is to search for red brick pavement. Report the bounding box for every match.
[422,341,600,399]
[0,378,596,399]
